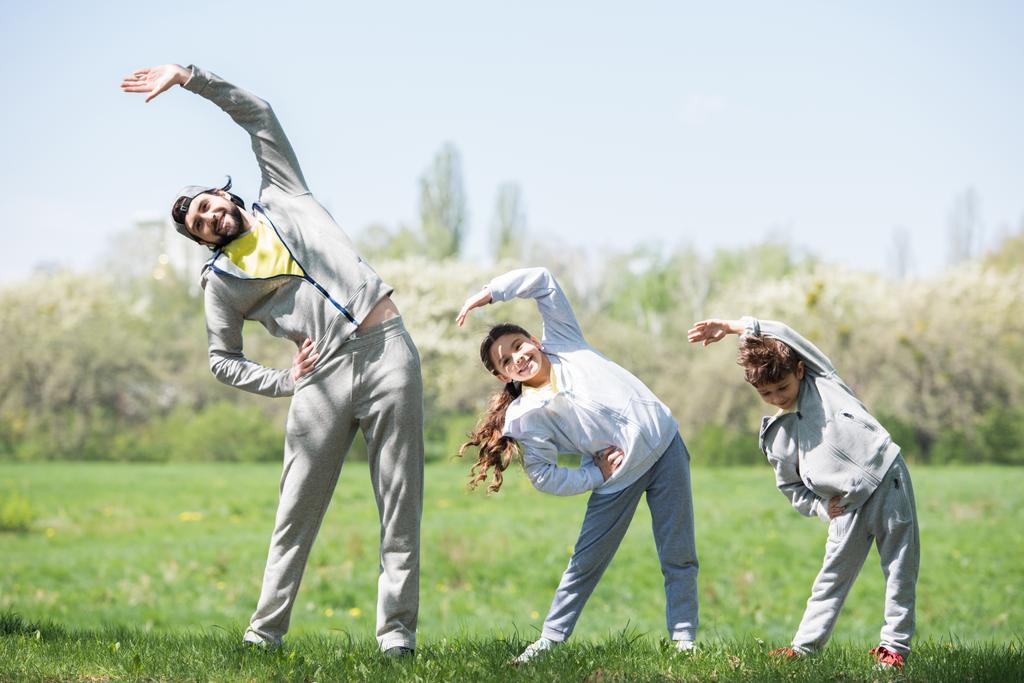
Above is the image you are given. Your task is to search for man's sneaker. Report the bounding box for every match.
[512,637,557,665]
[674,639,696,654]
[870,646,906,669]
[769,646,803,659]
[242,635,281,652]
[383,646,415,659]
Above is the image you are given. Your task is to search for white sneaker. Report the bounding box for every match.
[512,637,557,665]
[675,639,696,653]
[242,635,281,652]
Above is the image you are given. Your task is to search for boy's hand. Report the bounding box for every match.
[827,495,846,519]
[290,338,319,382]
[594,446,625,481]
[455,288,493,327]
[121,64,190,103]
[687,319,744,346]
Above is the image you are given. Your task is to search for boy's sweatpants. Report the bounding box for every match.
[243,317,424,651]
[792,455,919,656]
[541,433,699,642]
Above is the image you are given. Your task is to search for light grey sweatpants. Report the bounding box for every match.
[243,317,424,651]
[792,455,919,656]
[541,433,699,642]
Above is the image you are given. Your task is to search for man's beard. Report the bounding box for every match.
[211,204,245,247]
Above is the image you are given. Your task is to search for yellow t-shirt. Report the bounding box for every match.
[774,403,798,417]
[222,219,305,278]
[522,369,558,399]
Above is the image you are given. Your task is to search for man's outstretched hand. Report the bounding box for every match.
[121,64,190,103]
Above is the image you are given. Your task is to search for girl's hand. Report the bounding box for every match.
[291,338,319,382]
[827,495,846,519]
[686,319,743,346]
[594,446,625,481]
[455,288,493,327]
[120,64,190,103]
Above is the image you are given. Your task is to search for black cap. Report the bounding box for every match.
[170,176,233,241]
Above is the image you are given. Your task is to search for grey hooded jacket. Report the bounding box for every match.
[744,318,901,521]
[183,66,393,397]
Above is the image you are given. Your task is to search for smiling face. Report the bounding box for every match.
[753,362,805,410]
[488,332,551,387]
[184,190,247,247]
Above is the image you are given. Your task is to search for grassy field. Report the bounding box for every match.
[1,460,1022,681]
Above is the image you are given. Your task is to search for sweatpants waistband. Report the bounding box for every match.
[336,316,409,354]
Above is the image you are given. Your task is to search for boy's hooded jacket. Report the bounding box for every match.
[183,66,393,397]
[744,318,901,521]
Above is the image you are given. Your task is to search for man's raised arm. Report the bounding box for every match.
[121,64,308,197]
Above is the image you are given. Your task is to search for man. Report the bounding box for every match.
[122,63,423,657]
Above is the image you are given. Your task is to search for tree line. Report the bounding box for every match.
[1,145,1022,465]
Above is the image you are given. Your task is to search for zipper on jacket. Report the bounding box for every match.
[249,204,358,325]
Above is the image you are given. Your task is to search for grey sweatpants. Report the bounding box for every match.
[243,317,424,651]
[793,455,919,656]
[542,434,699,642]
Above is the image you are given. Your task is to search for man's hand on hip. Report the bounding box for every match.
[291,338,319,383]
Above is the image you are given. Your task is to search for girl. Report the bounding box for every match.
[456,267,699,663]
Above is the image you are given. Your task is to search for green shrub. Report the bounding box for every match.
[425,411,476,463]
[0,491,34,533]
[976,406,1024,465]
[104,402,284,462]
[875,412,925,464]
[931,428,973,465]
[687,424,761,467]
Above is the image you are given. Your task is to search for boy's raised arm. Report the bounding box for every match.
[740,318,838,378]
[121,63,309,197]
[687,319,745,346]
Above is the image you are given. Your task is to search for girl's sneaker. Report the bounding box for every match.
[512,637,557,665]
[870,646,906,669]
[674,640,696,653]
[769,647,803,659]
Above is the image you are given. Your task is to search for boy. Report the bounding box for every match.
[687,317,919,669]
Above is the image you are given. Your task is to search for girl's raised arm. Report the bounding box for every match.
[484,267,584,346]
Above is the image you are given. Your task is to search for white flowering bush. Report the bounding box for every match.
[1,249,1021,464]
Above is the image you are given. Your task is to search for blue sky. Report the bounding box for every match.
[2,1,1021,282]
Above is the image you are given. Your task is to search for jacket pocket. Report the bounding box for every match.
[827,512,849,546]
[837,409,878,433]
[821,441,880,491]
[887,466,914,529]
[824,413,886,488]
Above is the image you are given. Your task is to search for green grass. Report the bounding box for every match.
[1,612,1020,682]
[1,461,1022,680]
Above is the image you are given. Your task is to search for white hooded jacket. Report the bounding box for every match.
[488,268,680,496]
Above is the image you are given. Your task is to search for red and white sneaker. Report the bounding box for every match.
[870,646,906,669]
[769,647,803,659]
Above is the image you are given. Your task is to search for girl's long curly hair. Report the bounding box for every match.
[458,323,532,493]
